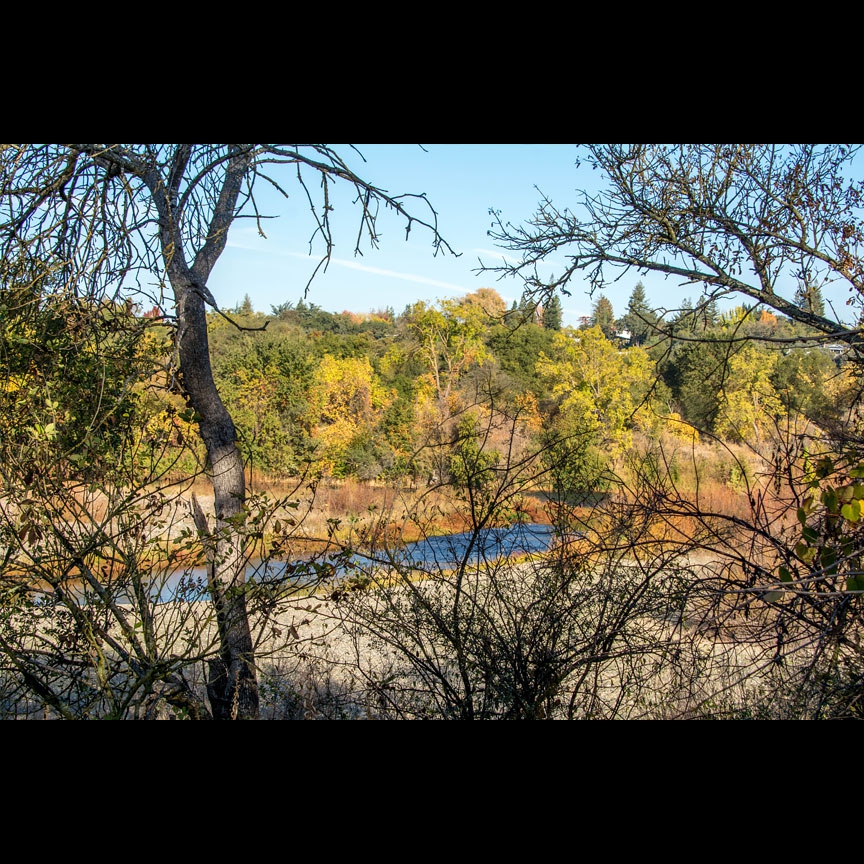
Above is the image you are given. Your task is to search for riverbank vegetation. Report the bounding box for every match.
[2,144,863,719]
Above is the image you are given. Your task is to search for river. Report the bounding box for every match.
[144,522,564,603]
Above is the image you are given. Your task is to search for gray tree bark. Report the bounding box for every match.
[147,145,260,719]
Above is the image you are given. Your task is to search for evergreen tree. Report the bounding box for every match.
[503,300,521,327]
[270,301,294,319]
[696,295,719,330]
[621,282,657,345]
[591,294,616,339]
[671,297,695,331]
[795,283,826,318]
[518,295,542,325]
[542,294,563,331]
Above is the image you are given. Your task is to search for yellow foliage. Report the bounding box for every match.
[1,375,25,394]
[312,355,393,423]
[515,392,543,434]
[537,326,657,456]
[309,355,394,475]
[714,345,785,443]
[663,412,700,444]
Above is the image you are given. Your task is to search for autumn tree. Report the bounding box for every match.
[0,144,451,719]
[459,287,507,319]
[712,342,785,445]
[537,325,657,492]
[405,298,490,415]
[308,354,395,479]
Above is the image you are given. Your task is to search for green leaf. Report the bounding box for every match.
[841,501,862,523]
[795,543,817,565]
[764,590,785,603]
[802,525,819,544]
[816,457,835,479]
[838,485,855,503]
[779,567,793,584]
[822,488,840,512]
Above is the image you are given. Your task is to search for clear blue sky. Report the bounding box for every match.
[206,144,855,327]
[206,144,624,326]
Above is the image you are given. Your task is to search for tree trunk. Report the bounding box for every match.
[178,284,259,720]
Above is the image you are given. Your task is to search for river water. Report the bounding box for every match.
[142,522,563,603]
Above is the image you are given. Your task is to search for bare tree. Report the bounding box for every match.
[487,144,863,347]
[482,143,864,716]
[0,144,451,719]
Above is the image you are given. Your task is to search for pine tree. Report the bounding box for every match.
[672,297,695,331]
[696,295,719,330]
[622,282,657,345]
[591,294,616,339]
[795,283,826,318]
[518,295,542,325]
[502,300,521,328]
[542,294,563,331]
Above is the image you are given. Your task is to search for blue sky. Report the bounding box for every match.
[206,144,857,327]
[207,144,628,326]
